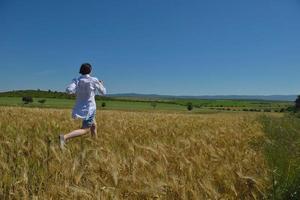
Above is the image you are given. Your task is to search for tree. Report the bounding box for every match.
[151,102,157,109]
[38,99,46,104]
[22,96,33,104]
[187,102,193,111]
[286,106,295,112]
[280,108,285,113]
[295,95,300,112]
[101,102,106,108]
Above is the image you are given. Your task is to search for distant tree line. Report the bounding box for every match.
[0,90,113,101]
[209,107,289,113]
[1,90,75,99]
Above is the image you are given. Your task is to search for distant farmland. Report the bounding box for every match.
[0,90,293,113]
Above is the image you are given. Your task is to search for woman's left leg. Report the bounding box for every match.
[64,128,90,141]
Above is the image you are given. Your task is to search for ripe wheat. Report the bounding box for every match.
[0,107,269,199]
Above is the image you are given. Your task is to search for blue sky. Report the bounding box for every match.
[0,0,300,95]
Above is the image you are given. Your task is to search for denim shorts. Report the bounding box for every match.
[81,111,96,129]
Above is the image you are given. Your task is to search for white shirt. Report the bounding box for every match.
[66,74,106,119]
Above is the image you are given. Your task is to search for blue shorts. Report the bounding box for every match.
[81,112,96,129]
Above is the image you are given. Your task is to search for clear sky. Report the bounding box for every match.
[0,0,300,95]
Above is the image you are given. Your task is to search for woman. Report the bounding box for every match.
[59,63,106,149]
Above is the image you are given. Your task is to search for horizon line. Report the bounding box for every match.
[0,89,298,97]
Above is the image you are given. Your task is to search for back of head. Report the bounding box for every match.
[79,63,92,75]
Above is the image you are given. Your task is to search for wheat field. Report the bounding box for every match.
[0,107,269,199]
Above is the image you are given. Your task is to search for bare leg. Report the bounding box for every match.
[90,123,97,138]
[64,128,90,141]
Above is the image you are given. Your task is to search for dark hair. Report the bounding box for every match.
[79,63,92,75]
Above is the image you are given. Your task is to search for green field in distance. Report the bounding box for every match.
[0,96,292,113]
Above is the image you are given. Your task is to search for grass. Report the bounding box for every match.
[261,115,300,199]
[0,97,189,111]
[0,97,292,113]
[175,99,292,110]
[0,107,269,199]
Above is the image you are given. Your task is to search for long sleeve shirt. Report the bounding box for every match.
[66,74,106,119]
